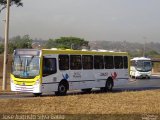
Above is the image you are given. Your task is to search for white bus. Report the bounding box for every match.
[11,49,129,96]
[130,57,152,79]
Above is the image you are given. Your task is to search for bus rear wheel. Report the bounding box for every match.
[105,78,113,92]
[55,83,67,96]
[100,87,106,92]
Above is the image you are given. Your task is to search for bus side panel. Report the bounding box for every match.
[69,69,108,90]
[93,69,108,88]
[41,74,59,93]
[113,69,129,86]
[80,70,101,89]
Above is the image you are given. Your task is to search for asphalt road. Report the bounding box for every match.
[114,74,160,91]
[0,75,160,99]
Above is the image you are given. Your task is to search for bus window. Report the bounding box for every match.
[82,55,93,69]
[94,55,104,69]
[114,56,123,69]
[130,60,136,66]
[123,56,128,69]
[59,55,69,70]
[43,58,57,77]
[104,56,114,69]
[70,55,82,70]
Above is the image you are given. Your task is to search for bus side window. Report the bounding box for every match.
[104,56,114,69]
[59,55,69,70]
[43,58,57,77]
[70,55,82,70]
[114,56,123,69]
[123,56,128,69]
[94,55,104,69]
[82,55,93,69]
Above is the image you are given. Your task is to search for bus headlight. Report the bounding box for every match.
[35,79,40,85]
[10,78,14,83]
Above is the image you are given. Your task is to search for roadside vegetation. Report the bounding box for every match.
[0,35,89,54]
[0,90,160,119]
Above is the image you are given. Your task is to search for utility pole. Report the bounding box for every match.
[143,37,147,57]
[2,0,10,91]
[143,42,146,57]
[71,44,74,49]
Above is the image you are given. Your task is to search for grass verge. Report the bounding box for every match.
[0,90,160,115]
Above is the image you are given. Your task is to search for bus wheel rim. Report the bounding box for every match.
[107,81,112,89]
[59,85,66,92]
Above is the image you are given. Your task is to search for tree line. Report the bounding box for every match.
[0,35,89,54]
[0,35,160,58]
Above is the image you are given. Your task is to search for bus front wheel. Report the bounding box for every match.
[55,83,67,96]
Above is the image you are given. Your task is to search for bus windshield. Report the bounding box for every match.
[135,60,152,72]
[12,56,40,78]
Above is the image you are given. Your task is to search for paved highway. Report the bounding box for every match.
[0,75,160,99]
[114,74,160,91]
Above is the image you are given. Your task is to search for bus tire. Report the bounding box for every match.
[55,82,68,96]
[147,76,150,79]
[105,78,113,92]
[33,93,42,97]
[130,75,133,79]
[100,87,106,92]
[81,88,92,93]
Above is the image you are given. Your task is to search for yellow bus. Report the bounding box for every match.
[11,49,129,96]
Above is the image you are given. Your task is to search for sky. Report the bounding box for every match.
[0,0,160,42]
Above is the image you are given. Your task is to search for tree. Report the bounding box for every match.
[45,39,58,49]
[0,43,4,54]
[45,37,89,50]
[8,35,32,53]
[0,0,22,13]
[145,50,160,57]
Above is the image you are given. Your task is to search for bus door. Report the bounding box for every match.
[42,56,57,92]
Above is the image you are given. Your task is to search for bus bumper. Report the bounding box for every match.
[11,82,41,93]
[135,71,151,78]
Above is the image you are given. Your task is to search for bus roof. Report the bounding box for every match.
[41,49,129,56]
[131,57,151,61]
[14,49,40,56]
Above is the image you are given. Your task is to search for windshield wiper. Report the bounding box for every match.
[14,75,36,79]
[18,55,23,67]
[27,56,34,66]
